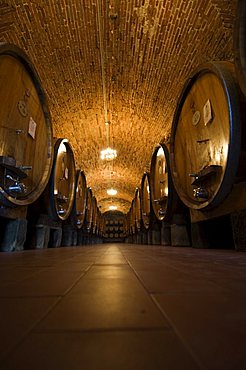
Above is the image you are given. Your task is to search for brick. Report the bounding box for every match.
[0,0,237,213]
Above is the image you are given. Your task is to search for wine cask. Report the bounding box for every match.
[140,172,151,230]
[150,143,176,221]
[170,62,246,211]
[0,43,53,207]
[47,138,76,221]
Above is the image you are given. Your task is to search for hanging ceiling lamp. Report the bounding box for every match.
[109,205,117,210]
[107,188,117,196]
[100,147,117,160]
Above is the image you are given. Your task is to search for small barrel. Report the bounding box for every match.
[91,196,98,234]
[134,188,141,231]
[150,143,176,221]
[97,211,104,236]
[47,138,76,221]
[234,0,246,97]
[140,172,151,229]
[125,210,131,236]
[170,62,246,211]
[129,200,136,235]
[0,43,53,207]
[69,170,87,229]
[84,187,93,232]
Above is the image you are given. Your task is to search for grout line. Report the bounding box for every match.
[151,294,206,370]
[120,245,206,370]
[33,326,171,334]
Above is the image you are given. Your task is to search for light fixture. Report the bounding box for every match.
[107,188,117,196]
[109,205,117,210]
[100,147,117,161]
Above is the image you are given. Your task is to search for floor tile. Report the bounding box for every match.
[1,244,246,370]
[133,268,224,293]
[153,291,246,370]
[0,267,40,283]
[1,330,201,370]
[82,265,135,280]
[95,254,127,265]
[0,270,84,297]
[0,297,59,361]
[35,278,169,331]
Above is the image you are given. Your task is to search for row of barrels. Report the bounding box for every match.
[0,43,104,249]
[125,142,187,244]
[125,60,245,244]
[28,137,105,237]
[125,7,246,248]
[103,212,127,241]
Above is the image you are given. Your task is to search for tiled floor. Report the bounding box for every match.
[0,244,246,370]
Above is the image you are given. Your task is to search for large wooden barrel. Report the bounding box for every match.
[140,172,151,229]
[47,138,76,221]
[69,170,87,229]
[0,43,53,207]
[84,187,93,232]
[134,188,141,232]
[234,0,246,97]
[170,62,246,211]
[150,143,176,221]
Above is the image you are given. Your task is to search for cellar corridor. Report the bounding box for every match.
[0,243,246,370]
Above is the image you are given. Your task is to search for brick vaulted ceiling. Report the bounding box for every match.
[0,0,237,213]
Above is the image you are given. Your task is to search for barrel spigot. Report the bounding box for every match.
[154,197,167,204]
[18,166,32,171]
[142,212,150,216]
[57,194,69,202]
[189,173,200,180]
[5,174,27,194]
[193,187,209,199]
[8,183,27,194]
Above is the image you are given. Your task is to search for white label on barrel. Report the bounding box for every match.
[28,117,37,139]
[203,99,213,126]
[192,111,201,126]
